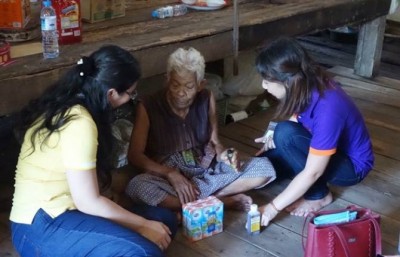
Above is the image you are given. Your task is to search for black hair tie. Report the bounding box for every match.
[76,56,96,78]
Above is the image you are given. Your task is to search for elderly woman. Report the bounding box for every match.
[125,47,276,211]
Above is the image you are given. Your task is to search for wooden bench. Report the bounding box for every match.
[0,0,391,116]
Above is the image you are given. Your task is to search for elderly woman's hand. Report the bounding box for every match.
[167,169,198,204]
[219,148,240,171]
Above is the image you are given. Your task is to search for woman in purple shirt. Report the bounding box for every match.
[255,37,373,226]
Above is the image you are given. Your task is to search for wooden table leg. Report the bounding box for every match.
[354,15,387,78]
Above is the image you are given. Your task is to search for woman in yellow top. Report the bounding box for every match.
[10,45,175,257]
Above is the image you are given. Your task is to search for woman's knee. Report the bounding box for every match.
[125,174,147,198]
[274,121,300,146]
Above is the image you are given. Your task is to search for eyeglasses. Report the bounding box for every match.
[125,89,138,101]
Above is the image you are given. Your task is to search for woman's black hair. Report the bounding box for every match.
[17,45,141,189]
[255,37,330,119]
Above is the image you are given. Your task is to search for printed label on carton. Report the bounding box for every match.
[0,0,31,29]
[182,196,223,241]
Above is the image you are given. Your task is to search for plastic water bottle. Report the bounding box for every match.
[245,204,261,235]
[152,4,188,19]
[40,0,59,59]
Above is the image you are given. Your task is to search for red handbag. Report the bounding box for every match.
[303,206,381,257]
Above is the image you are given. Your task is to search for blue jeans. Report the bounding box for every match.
[263,121,363,200]
[11,205,178,257]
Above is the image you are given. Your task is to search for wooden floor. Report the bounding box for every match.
[1,34,400,256]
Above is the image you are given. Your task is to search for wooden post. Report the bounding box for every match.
[232,0,239,76]
[354,16,387,78]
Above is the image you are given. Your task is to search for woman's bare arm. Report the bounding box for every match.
[66,168,171,249]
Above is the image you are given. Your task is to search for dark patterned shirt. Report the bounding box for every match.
[142,88,211,161]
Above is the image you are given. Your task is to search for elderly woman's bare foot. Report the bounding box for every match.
[286,192,333,217]
[219,194,253,211]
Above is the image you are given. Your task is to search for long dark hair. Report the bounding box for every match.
[256,37,330,119]
[17,45,141,188]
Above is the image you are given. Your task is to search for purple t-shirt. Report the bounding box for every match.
[297,80,373,178]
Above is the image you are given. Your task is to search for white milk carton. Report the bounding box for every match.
[182,196,223,241]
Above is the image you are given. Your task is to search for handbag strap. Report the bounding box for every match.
[370,217,382,254]
[331,217,382,256]
[302,214,314,250]
[330,226,352,257]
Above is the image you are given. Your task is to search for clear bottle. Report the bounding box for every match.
[246,204,261,235]
[152,4,188,19]
[40,0,59,59]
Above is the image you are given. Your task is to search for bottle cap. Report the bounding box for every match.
[151,10,159,18]
[250,204,258,212]
[43,0,51,7]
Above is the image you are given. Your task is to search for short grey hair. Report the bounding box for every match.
[167,47,205,83]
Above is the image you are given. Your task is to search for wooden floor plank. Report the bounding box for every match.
[353,98,400,132]
[220,123,265,151]
[370,137,400,161]
[374,154,400,179]
[224,218,303,257]
[328,66,400,90]
[335,76,400,97]
[172,230,276,257]
[165,240,207,257]
[342,85,400,108]
[368,123,400,153]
